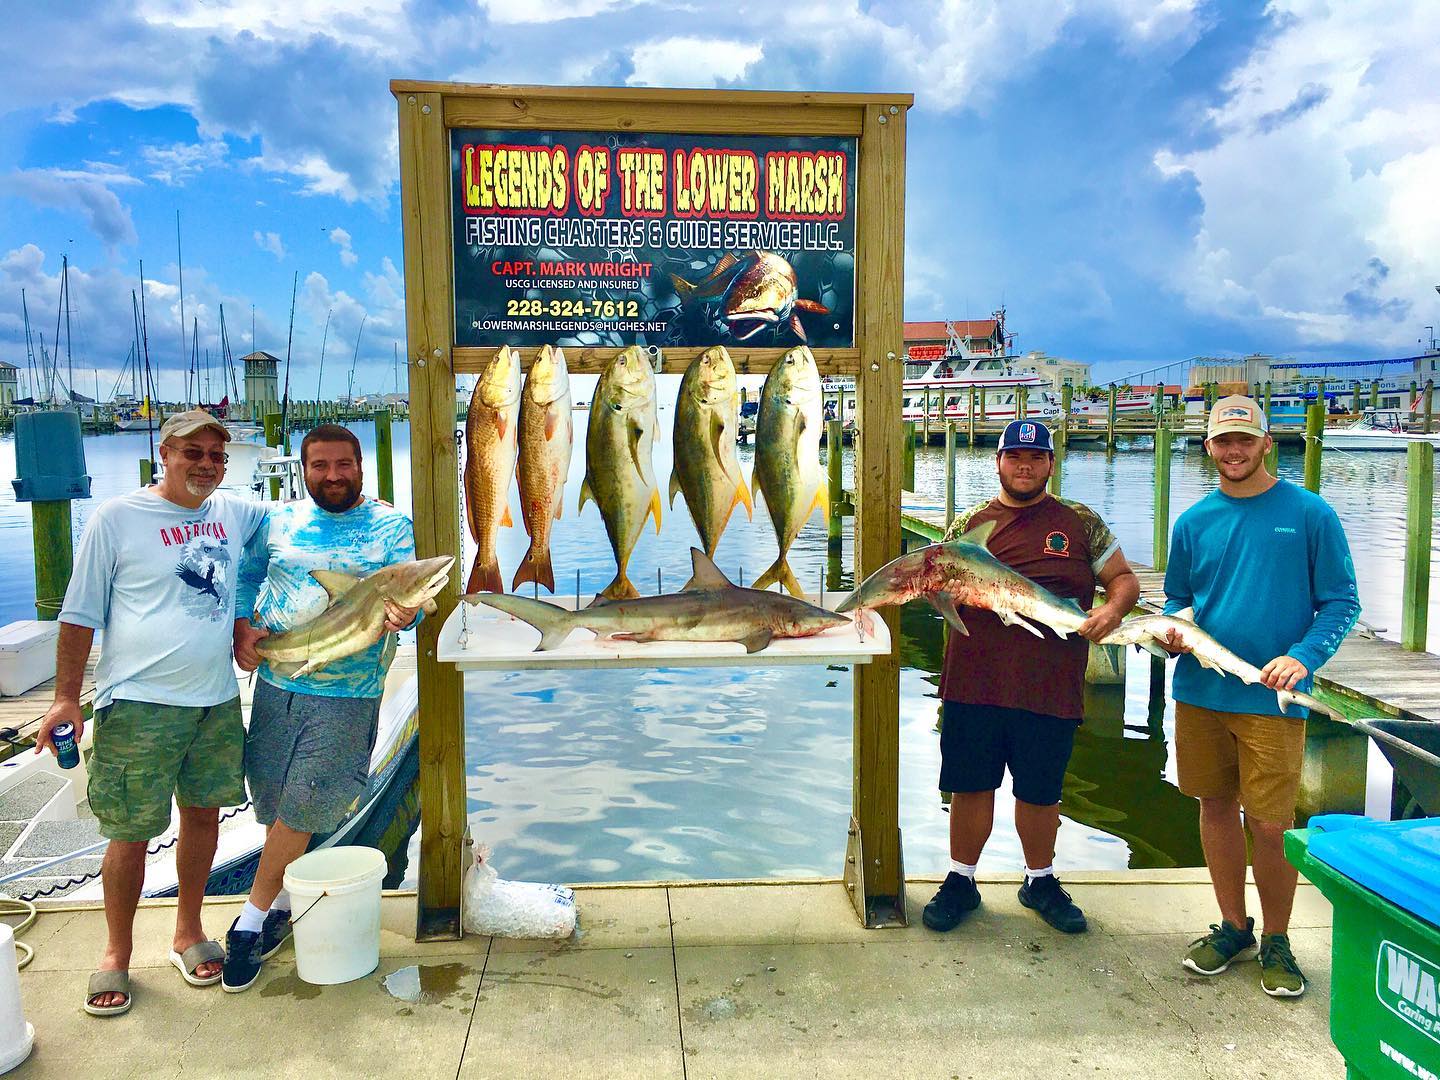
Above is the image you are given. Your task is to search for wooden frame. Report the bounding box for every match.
[392,82,911,938]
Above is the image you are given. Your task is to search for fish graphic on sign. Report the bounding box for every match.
[670,252,830,343]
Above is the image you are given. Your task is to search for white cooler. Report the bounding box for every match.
[0,622,59,697]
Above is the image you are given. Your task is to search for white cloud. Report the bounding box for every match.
[628,37,764,88]
[1,168,139,249]
[328,226,358,267]
[1154,1,1440,349]
[254,231,286,260]
[475,0,635,24]
[140,138,228,185]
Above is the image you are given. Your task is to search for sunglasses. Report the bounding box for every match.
[164,443,229,464]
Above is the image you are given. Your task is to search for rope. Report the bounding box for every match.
[0,898,36,969]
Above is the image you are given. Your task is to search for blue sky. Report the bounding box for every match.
[2,0,1437,399]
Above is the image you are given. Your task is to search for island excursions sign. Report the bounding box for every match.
[451,130,857,349]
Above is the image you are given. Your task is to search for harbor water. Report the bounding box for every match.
[0,413,1432,886]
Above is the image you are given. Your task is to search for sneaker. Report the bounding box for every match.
[259,908,292,961]
[922,872,981,931]
[222,918,264,993]
[1259,933,1307,998]
[1182,918,1257,975]
[1018,875,1088,934]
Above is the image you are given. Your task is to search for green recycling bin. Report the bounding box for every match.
[1286,816,1440,1080]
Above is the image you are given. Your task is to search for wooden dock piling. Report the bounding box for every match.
[375,408,395,505]
[902,421,916,492]
[1303,403,1324,493]
[966,386,977,447]
[827,418,844,553]
[1106,385,1117,450]
[1153,426,1171,572]
[264,411,282,500]
[1403,442,1433,652]
[1425,379,1434,434]
[31,501,73,620]
[944,421,956,530]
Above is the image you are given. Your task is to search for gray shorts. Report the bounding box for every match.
[245,678,381,834]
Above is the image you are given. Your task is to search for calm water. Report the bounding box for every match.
[1,412,1430,885]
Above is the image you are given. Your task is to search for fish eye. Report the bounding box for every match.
[611,401,623,412]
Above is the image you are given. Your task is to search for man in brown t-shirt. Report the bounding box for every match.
[923,419,1139,935]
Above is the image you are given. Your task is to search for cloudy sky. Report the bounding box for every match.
[2,0,1437,400]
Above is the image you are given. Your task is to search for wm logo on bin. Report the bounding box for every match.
[1377,940,1440,1044]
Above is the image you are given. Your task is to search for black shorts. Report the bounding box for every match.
[938,700,1079,807]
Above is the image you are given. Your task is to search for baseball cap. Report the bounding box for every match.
[997,419,1054,453]
[1206,395,1267,440]
[159,408,231,443]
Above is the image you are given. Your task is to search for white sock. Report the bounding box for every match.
[949,860,977,879]
[272,889,291,914]
[236,900,268,935]
[1025,865,1055,883]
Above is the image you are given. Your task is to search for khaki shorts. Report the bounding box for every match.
[1175,701,1306,824]
[88,697,247,842]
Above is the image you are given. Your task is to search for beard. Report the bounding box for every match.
[309,477,362,512]
[998,473,1048,504]
[184,475,218,498]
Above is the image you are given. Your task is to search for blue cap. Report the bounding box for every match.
[997,419,1054,453]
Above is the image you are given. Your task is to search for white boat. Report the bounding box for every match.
[1323,409,1440,452]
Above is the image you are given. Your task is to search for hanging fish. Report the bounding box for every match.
[513,345,573,593]
[464,345,521,594]
[670,346,752,568]
[578,346,661,601]
[752,345,826,597]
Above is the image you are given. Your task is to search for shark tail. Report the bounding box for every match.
[751,556,803,598]
[466,554,503,595]
[511,543,555,594]
[472,593,576,651]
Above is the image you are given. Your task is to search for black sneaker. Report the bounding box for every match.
[1018,875,1088,934]
[259,908,292,961]
[922,872,981,931]
[222,918,264,993]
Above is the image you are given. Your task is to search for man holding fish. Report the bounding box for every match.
[226,424,434,992]
[921,420,1139,935]
[1163,397,1359,998]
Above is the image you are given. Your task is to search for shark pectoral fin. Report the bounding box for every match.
[309,569,361,600]
[578,478,593,514]
[649,487,663,533]
[500,504,513,528]
[956,519,998,550]
[669,470,682,508]
[1174,606,1195,622]
[738,629,773,654]
[269,659,312,679]
[1194,653,1226,674]
[998,610,1046,639]
[1138,640,1170,659]
[931,594,968,636]
[686,548,736,591]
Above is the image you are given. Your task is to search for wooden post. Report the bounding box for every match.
[1017,385,1028,420]
[395,87,465,941]
[944,421,956,530]
[1106,385,1117,449]
[31,500,73,620]
[1263,381,1278,473]
[1425,379,1434,434]
[1153,426,1172,572]
[1410,381,1418,426]
[921,389,931,444]
[849,99,907,928]
[978,386,987,425]
[902,420,916,492]
[1370,380,1380,409]
[1058,384,1072,450]
[1352,382,1362,415]
[264,411,282,500]
[139,458,154,486]
[966,385,976,447]
[826,418,843,554]
[1303,403,1324,493]
[375,408,395,505]
[1403,442,1433,652]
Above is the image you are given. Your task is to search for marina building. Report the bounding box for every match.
[0,361,16,409]
[242,351,280,416]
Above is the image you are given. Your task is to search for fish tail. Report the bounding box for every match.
[466,554,504,595]
[735,476,754,520]
[474,593,574,651]
[595,573,641,603]
[511,544,555,594]
[752,556,804,598]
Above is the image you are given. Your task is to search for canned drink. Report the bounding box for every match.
[52,722,80,770]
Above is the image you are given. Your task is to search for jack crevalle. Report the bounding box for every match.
[752,345,826,597]
[671,346,752,566]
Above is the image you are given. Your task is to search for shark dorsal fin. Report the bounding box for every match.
[957,519,998,549]
[686,548,735,591]
[1173,606,1195,622]
[311,569,362,601]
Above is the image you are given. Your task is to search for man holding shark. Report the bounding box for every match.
[1164,396,1359,998]
[226,424,430,992]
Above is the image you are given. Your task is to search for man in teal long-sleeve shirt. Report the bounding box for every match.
[1163,395,1358,1000]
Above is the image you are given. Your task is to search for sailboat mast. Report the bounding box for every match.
[63,255,75,402]
[137,261,157,468]
[177,211,188,406]
[280,271,297,451]
[347,314,366,408]
[315,308,331,402]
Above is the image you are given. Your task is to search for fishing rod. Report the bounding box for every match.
[347,313,366,408]
[315,308,331,401]
[137,261,157,472]
[280,271,298,452]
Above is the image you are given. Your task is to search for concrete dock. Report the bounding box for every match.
[10,872,1342,1078]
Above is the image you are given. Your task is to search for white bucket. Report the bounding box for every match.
[283,846,387,986]
[0,924,33,1074]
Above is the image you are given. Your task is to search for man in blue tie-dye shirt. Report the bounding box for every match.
[224,424,423,991]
